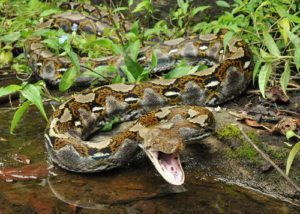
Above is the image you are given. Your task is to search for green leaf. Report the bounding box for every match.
[252,60,262,85]
[278,18,290,45]
[0,32,21,43]
[21,84,47,121]
[66,48,80,72]
[280,61,291,96]
[286,142,300,176]
[101,116,121,131]
[59,66,79,92]
[177,0,189,13]
[216,1,230,8]
[91,38,113,49]
[128,0,133,7]
[94,65,118,74]
[260,49,277,61]
[258,63,272,98]
[132,0,150,13]
[112,43,124,55]
[128,40,141,61]
[262,30,281,57]
[40,8,60,17]
[10,101,30,134]
[286,30,300,70]
[113,7,128,12]
[124,56,144,81]
[191,6,210,16]
[223,31,234,53]
[0,85,22,97]
[165,64,198,79]
[286,130,299,140]
[294,48,300,71]
[151,51,158,69]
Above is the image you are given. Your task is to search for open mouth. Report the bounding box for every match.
[140,145,185,185]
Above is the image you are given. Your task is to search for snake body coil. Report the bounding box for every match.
[30,4,253,185]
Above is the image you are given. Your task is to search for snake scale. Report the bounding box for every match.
[29,3,253,185]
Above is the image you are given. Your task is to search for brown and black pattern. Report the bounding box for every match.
[36,3,253,178]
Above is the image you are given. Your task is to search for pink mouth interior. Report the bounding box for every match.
[157,152,183,184]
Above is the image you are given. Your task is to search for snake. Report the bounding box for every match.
[29,3,253,185]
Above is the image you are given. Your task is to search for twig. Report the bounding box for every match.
[277,109,300,117]
[238,126,300,192]
[246,88,300,94]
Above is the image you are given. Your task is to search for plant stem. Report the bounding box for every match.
[239,126,300,192]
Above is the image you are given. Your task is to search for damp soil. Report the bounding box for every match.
[0,91,300,213]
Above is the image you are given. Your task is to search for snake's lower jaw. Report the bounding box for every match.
[142,147,185,185]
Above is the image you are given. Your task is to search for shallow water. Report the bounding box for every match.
[0,107,299,213]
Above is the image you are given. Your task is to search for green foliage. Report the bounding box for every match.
[0,81,48,133]
[193,0,300,97]
[1,0,300,139]
[285,130,300,176]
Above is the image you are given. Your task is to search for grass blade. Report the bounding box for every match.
[286,142,300,176]
[10,101,30,134]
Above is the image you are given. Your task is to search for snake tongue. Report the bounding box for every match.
[141,146,184,185]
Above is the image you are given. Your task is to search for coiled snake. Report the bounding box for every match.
[28,3,253,185]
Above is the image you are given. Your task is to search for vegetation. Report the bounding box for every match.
[0,0,299,174]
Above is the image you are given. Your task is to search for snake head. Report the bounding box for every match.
[138,125,185,186]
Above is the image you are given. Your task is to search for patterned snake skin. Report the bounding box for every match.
[28,3,253,185]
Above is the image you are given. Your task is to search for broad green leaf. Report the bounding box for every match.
[216,1,230,8]
[258,63,272,98]
[112,43,124,55]
[165,64,198,79]
[59,66,79,92]
[262,30,281,57]
[91,38,113,49]
[42,38,60,52]
[278,18,290,45]
[66,49,80,72]
[280,61,291,96]
[128,40,141,61]
[130,21,139,36]
[124,56,144,80]
[21,84,47,121]
[120,65,136,83]
[0,32,21,43]
[10,101,30,134]
[286,142,300,176]
[0,85,22,97]
[223,31,234,53]
[252,60,262,85]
